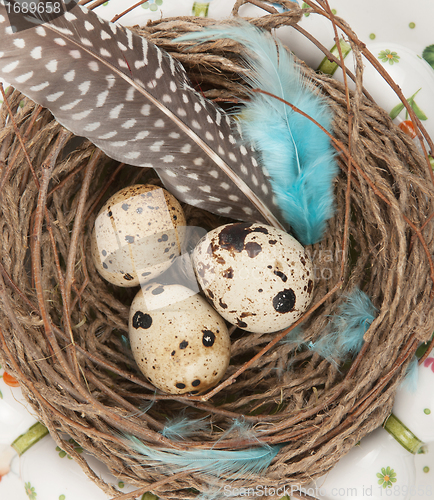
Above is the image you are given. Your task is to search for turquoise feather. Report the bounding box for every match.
[125,418,279,499]
[126,434,280,479]
[280,325,305,345]
[178,22,338,245]
[399,356,419,392]
[160,415,209,440]
[308,288,377,363]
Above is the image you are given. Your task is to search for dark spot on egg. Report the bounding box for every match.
[102,263,108,269]
[152,286,164,295]
[136,207,143,214]
[192,379,201,387]
[216,256,226,265]
[240,312,254,318]
[107,210,113,217]
[300,256,306,266]
[176,382,186,389]
[190,390,199,394]
[179,340,188,349]
[147,206,155,210]
[219,298,228,309]
[245,241,262,258]
[236,319,248,328]
[206,289,214,299]
[132,311,153,329]
[269,239,277,245]
[122,203,129,211]
[258,289,263,293]
[207,242,219,255]
[307,279,314,294]
[142,271,151,277]
[274,270,288,282]
[161,234,168,241]
[202,330,215,347]
[223,267,234,279]
[173,215,178,221]
[123,273,134,281]
[267,265,272,269]
[125,235,135,243]
[102,250,107,256]
[273,289,296,313]
[171,350,175,356]
[217,223,269,255]
[164,247,170,253]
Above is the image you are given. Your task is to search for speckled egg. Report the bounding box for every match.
[192,222,314,334]
[128,283,231,394]
[91,184,186,287]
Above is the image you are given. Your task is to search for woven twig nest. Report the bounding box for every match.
[1,1,434,499]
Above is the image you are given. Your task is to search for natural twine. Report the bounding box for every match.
[1,2,434,499]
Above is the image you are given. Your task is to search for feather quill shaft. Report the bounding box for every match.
[0,1,285,228]
[178,22,339,245]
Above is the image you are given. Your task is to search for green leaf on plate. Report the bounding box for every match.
[389,102,405,120]
[422,44,434,69]
[412,100,428,120]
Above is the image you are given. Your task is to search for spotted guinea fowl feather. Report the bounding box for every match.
[0,0,285,229]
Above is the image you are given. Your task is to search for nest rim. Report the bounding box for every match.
[1,2,434,498]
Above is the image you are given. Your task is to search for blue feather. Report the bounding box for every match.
[280,325,305,345]
[160,415,209,440]
[178,23,338,245]
[399,356,419,393]
[124,418,279,499]
[125,434,280,479]
[309,288,377,363]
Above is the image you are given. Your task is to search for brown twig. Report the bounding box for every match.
[109,472,193,500]
[110,1,147,23]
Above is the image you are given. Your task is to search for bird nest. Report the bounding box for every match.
[1,1,434,499]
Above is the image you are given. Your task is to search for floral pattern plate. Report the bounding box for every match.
[1,1,434,499]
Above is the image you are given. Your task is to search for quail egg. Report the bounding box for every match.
[128,283,231,394]
[192,222,314,333]
[91,184,186,287]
